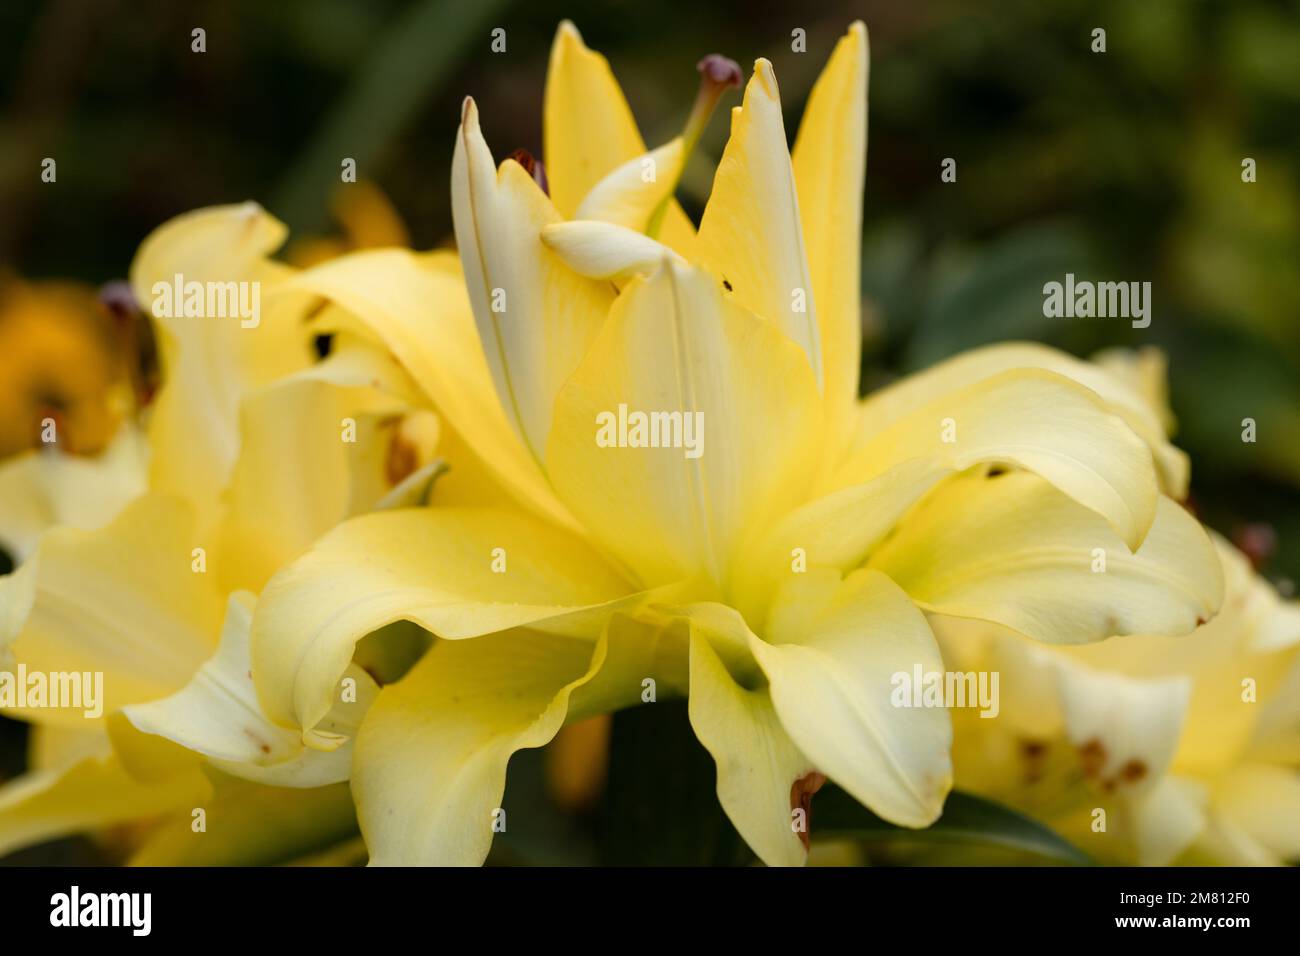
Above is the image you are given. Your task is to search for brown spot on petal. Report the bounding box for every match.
[1019,738,1048,783]
[1119,759,1148,783]
[1078,738,1107,779]
[242,727,272,756]
[790,771,827,851]
[1020,739,1047,760]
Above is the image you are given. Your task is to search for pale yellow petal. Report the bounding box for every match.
[574,139,686,231]
[688,626,813,867]
[452,98,615,462]
[735,368,1167,624]
[543,21,698,257]
[124,593,378,788]
[251,507,632,743]
[547,259,822,587]
[751,568,952,827]
[853,342,1189,498]
[0,424,147,564]
[0,742,209,859]
[216,336,415,593]
[276,248,574,528]
[127,777,358,866]
[1126,775,1209,866]
[129,203,313,528]
[791,21,869,460]
[1052,660,1203,864]
[696,60,823,385]
[2,495,223,726]
[1210,763,1300,861]
[353,628,604,865]
[540,220,684,281]
[839,367,1159,550]
[869,471,1222,645]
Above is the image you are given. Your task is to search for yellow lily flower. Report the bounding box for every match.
[0,275,129,458]
[0,201,485,862]
[940,531,1300,865]
[247,21,1223,867]
[934,348,1300,866]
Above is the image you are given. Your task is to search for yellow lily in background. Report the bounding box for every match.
[0,202,487,862]
[936,348,1300,866]
[249,21,1223,866]
[940,531,1300,865]
[0,276,129,460]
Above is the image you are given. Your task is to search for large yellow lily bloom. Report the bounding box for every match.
[245,21,1223,866]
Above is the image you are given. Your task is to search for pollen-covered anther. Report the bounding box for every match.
[508,148,549,196]
[790,771,827,851]
[385,410,441,485]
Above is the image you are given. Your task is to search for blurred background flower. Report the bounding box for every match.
[1,0,1296,864]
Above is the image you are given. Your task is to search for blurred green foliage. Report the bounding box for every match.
[1,0,1298,863]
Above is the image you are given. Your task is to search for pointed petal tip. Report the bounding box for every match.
[846,21,870,59]
[750,58,780,98]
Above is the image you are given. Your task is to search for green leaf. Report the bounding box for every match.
[812,785,1094,866]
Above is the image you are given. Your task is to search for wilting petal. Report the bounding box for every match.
[1,495,223,725]
[852,342,1189,498]
[0,739,209,858]
[353,628,604,865]
[129,203,313,529]
[697,60,822,386]
[751,568,952,827]
[541,220,684,281]
[547,259,822,587]
[276,249,573,529]
[869,471,1223,644]
[688,622,812,867]
[543,21,697,257]
[791,21,868,460]
[251,507,632,743]
[124,593,378,788]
